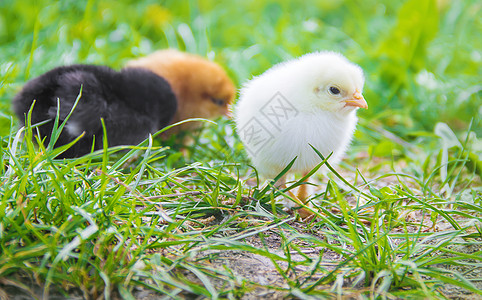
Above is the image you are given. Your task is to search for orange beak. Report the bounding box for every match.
[344,90,368,109]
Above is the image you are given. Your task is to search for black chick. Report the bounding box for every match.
[12,64,177,158]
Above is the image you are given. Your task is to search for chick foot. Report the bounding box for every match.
[284,175,316,221]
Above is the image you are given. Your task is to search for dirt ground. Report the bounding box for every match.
[1,167,481,299]
[1,224,480,300]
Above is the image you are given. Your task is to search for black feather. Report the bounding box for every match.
[12,64,177,158]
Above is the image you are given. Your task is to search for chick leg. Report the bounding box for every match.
[277,174,314,220]
[296,173,315,220]
[279,174,314,220]
[297,176,309,202]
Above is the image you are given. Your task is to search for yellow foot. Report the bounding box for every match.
[298,207,315,221]
[286,190,315,221]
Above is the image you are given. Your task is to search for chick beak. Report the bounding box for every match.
[344,91,368,109]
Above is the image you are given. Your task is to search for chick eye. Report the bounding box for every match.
[329,86,341,95]
[211,98,225,106]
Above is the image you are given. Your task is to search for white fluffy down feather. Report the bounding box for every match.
[235,51,367,179]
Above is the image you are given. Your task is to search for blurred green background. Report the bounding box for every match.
[0,0,480,138]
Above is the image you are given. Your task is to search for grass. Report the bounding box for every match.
[1,0,481,299]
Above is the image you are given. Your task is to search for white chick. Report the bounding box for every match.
[235,51,367,218]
